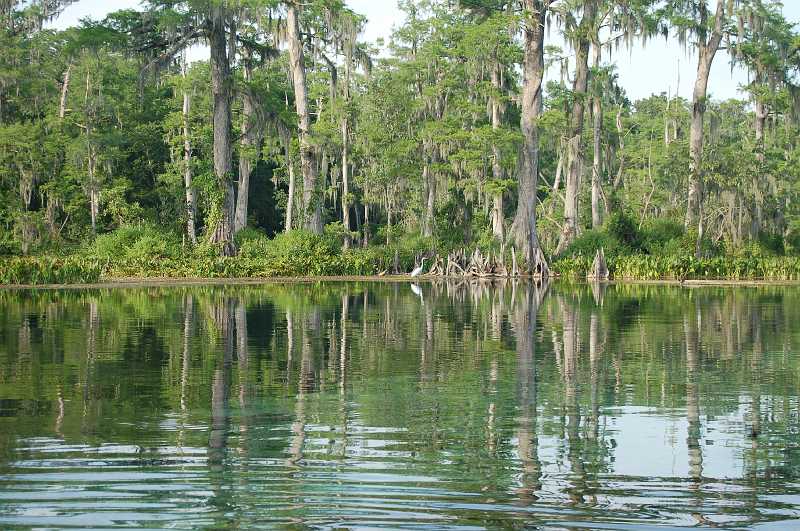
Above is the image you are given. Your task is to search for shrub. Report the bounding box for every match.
[234,227,267,247]
[237,230,342,276]
[639,219,685,255]
[323,221,357,248]
[611,255,800,281]
[0,231,20,256]
[559,229,626,261]
[758,233,785,256]
[605,211,642,251]
[551,255,593,279]
[0,257,102,285]
[90,224,182,261]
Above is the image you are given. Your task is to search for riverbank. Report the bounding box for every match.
[5,225,800,286]
[0,275,426,290]
[5,253,800,286]
[3,273,800,290]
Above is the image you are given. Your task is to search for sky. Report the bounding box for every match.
[53,0,800,102]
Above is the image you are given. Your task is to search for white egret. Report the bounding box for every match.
[410,257,427,278]
[410,283,423,300]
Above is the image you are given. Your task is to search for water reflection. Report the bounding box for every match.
[0,282,799,528]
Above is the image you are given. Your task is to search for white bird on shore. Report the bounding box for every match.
[410,257,427,278]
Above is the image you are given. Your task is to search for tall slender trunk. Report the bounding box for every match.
[287,3,322,234]
[234,57,263,233]
[88,141,99,235]
[59,63,71,120]
[752,94,766,238]
[686,0,725,258]
[591,41,604,229]
[341,58,352,248]
[83,70,99,235]
[208,7,236,255]
[511,0,550,276]
[556,0,597,254]
[363,203,370,246]
[422,159,436,238]
[181,54,197,244]
[342,116,351,246]
[285,142,295,233]
[490,61,505,240]
[613,105,625,189]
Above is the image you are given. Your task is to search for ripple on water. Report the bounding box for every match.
[2,283,800,529]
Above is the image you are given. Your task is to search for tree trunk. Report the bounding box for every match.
[83,70,99,236]
[285,143,295,233]
[342,116,351,247]
[363,203,370,246]
[752,95,767,239]
[207,7,236,255]
[556,0,597,254]
[59,63,71,120]
[510,0,549,277]
[181,54,197,244]
[591,41,604,229]
[490,61,505,241]
[287,3,322,234]
[613,105,625,189]
[686,0,724,259]
[88,141,99,235]
[423,160,437,238]
[341,58,352,249]
[492,194,504,241]
[234,58,264,234]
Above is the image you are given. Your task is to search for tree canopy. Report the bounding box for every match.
[1,0,800,278]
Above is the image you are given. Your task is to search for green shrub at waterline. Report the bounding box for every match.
[0,257,102,285]
[552,254,800,281]
[8,224,800,284]
[90,224,183,261]
[82,227,426,279]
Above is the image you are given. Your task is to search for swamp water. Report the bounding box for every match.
[0,281,798,529]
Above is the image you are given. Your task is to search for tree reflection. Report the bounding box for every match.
[684,303,704,484]
[513,281,547,503]
[1,283,800,528]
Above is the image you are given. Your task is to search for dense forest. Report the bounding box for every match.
[2,0,800,282]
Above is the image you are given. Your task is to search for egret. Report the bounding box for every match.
[410,257,427,278]
[410,283,423,300]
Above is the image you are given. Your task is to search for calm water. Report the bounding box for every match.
[0,281,799,529]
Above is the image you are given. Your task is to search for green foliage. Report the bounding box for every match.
[550,214,800,280]
[613,255,800,281]
[65,226,438,280]
[559,229,627,261]
[605,212,642,251]
[0,257,102,285]
[89,224,182,261]
[639,219,685,255]
[550,255,593,279]
[550,253,800,281]
[322,221,357,248]
[237,230,339,276]
[234,227,267,247]
[1,0,799,281]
